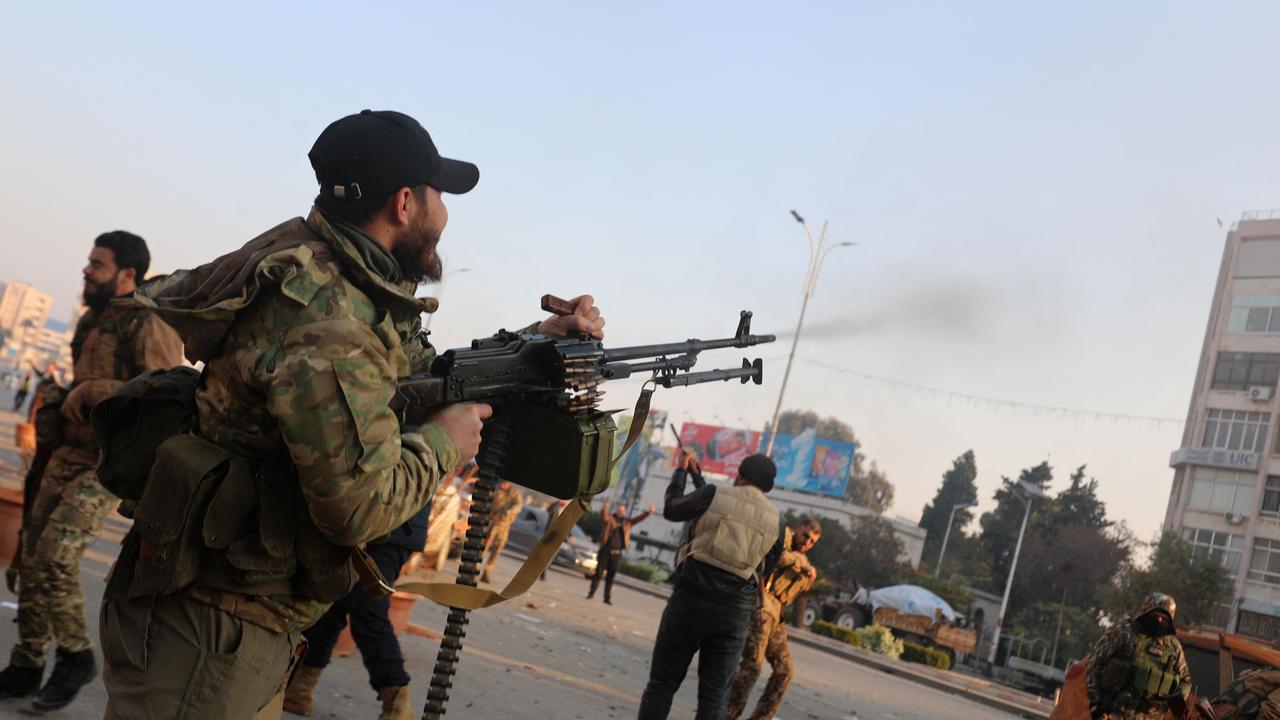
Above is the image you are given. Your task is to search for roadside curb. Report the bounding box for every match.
[788,630,1052,719]
[608,572,1052,719]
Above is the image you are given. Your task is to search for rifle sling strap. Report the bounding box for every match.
[398,495,588,611]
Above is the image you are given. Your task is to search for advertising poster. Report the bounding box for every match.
[673,423,762,477]
[770,428,856,496]
[612,410,668,502]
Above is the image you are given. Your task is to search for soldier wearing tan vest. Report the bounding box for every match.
[638,451,784,720]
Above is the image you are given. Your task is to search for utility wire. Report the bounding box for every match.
[776,355,1185,429]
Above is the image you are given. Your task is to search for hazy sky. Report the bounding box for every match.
[5,2,1280,547]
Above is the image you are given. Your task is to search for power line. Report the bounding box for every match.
[787,355,1186,429]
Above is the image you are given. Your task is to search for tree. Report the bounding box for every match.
[766,409,896,513]
[1008,602,1103,670]
[979,461,1053,583]
[848,462,894,514]
[919,450,979,567]
[1047,465,1109,530]
[800,512,906,589]
[1102,532,1232,627]
[1010,524,1130,616]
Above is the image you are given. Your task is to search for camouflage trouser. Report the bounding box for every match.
[725,608,794,720]
[12,445,118,668]
[483,523,513,573]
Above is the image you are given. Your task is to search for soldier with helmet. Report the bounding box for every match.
[1085,593,1200,720]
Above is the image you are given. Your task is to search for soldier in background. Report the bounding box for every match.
[587,499,653,604]
[726,517,822,720]
[1085,593,1197,720]
[0,232,183,711]
[482,480,524,583]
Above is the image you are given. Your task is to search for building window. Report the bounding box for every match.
[1203,409,1271,453]
[1238,609,1280,641]
[1264,477,1280,517]
[1181,527,1244,578]
[1249,538,1280,585]
[1189,467,1256,515]
[1212,352,1280,391]
[1228,296,1280,334]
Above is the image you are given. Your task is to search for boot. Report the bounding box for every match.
[283,665,325,716]
[0,664,42,699]
[32,648,95,711]
[376,685,413,720]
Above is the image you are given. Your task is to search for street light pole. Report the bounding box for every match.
[987,480,1047,665]
[764,211,853,456]
[934,501,978,578]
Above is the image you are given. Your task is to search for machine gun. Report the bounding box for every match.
[404,297,775,719]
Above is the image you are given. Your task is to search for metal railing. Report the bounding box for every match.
[1236,209,1280,230]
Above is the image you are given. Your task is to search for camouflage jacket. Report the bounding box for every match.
[138,207,457,632]
[491,483,524,529]
[1085,621,1192,719]
[761,527,816,619]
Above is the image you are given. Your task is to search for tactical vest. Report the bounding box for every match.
[69,305,149,383]
[679,485,780,580]
[1100,633,1183,703]
[765,530,812,608]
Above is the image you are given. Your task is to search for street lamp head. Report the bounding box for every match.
[790,210,804,224]
[954,500,978,510]
[1017,480,1049,500]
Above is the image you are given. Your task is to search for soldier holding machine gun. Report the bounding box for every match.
[92,109,606,720]
[88,109,775,720]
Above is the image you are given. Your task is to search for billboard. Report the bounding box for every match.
[611,410,668,503]
[770,428,856,497]
[674,423,762,477]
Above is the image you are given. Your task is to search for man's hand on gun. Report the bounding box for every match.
[680,450,701,475]
[431,403,493,461]
[537,294,606,339]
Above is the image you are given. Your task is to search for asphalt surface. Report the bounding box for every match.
[0,394,1018,718]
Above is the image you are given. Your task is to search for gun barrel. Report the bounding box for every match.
[601,334,775,363]
[654,359,763,388]
[601,355,698,380]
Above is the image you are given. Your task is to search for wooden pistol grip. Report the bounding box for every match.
[540,294,575,316]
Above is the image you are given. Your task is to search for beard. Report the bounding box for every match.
[82,274,119,311]
[391,213,443,284]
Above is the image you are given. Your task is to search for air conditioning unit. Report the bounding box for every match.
[1226,512,1247,525]
[1250,386,1274,402]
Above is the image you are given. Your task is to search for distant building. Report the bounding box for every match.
[0,282,53,348]
[1164,210,1280,639]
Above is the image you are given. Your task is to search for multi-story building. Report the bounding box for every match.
[0,282,53,348]
[1165,210,1280,639]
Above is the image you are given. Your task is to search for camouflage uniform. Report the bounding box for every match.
[12,298,182,670]
[100,208,459,719]
[1211,666,1280,720]
[483,482,524,581]
[1085,594,1193,720]
[726,528,815,720]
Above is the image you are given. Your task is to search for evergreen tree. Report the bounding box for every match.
[979,461,1053,583]
[1048,465,1109,530]
[919,450,979,567]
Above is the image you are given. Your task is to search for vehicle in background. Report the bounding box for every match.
[505,506,598,577]
[803,583,865,629]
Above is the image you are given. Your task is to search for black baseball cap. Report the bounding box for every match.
[738,454,777,493]
[308,110,479,203]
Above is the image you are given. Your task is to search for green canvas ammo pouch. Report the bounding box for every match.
[129,433,234,598]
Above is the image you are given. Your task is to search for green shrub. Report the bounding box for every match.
[901,641,952,670]
[812,622,903,660]
[619,562,668,584]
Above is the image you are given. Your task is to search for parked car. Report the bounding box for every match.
[505,506,598,577]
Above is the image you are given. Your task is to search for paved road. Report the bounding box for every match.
[0,395,1015,718]
[0,520,1016,719]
